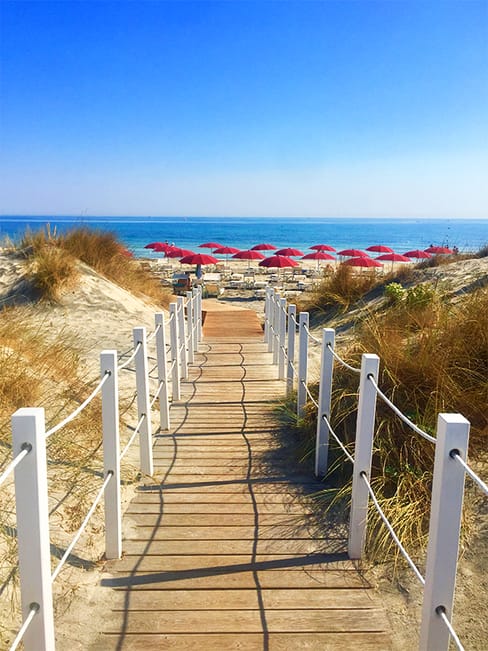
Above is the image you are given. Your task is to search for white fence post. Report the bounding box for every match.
[264,288,271,343]
[286,304,296,395]
[169,303,180,401]
[192,287,199,352]
[12,407,55,651]
[272,294,280,365]
[177,296,188,380]
[348,353,380,559]
[315,328,335,478]
[133,327,153,476]
[197,286,203,343]
[267,289,275,353]
[278,297,287,380]
[100,351,122,559]
[186,291,194,365]
[155,312,170,430]
[297,312,309,418]
[419,414,470,651]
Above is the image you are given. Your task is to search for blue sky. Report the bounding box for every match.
[1,0,487,217]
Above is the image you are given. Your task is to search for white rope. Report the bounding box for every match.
[119,414,146,462]
[168,358,177,373]
[118,341,142,371]
[326,343,361,374]
[289,312,299,327]
[150,381,164,408]
[368,376,437,444]
[360,472,425,585]
[0,446,30,489]
[299,379,319,409]
[451,453,488,496]
[45,373,110,439]
[303,324,321,345]
[321,414,355,464]
[437,607,465,651]
[51,471,113,582]
[8,604,39,651]
[168,312,175,324]
[288,360,298,378]
[146,322,161,342]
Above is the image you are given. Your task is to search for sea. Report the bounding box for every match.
[1,216,487,260]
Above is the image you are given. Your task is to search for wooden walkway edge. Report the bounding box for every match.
[93,306,391,650]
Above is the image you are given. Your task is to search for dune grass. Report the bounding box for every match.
[279,282,487,562]
[20,225,171,305]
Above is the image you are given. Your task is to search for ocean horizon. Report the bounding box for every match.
[1,216,487,260]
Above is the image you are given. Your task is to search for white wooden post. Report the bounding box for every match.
[286,304,296,395]
[272,294,280,365]
[169,303,180,401]
[278,297,287,379]
[315,328,335,478]
[297,312,309,418]
[186,291,194,365]
[264,288,271,343]
[155,313,170,430]
[100,351,122,559]
[192,288,199,352]
[197,286,203,343]
[177,296,188,380]
[419,413,470,651]
[348,353,380,559]
[12,408,55,651]
[133,327,153,476]
[267,289,275,353]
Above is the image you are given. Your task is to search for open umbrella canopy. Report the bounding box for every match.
[180,253,218,265]
[425,246,453,254]
[376,253,411,262]
[404,250,432,259]
[165,247,194,258]
[310,244,336,252]
[259,255,299,268]
[144,242,165,249]
[212,246,240,255]
[301,252,335,261]
[251,243,277,251]
[232,249,265,260]
[199,242,223,250]
[366,245,394,253]
[151,242,174,253]
[344,256,382,268]
[338,249,370,257]
[276,247,304,257]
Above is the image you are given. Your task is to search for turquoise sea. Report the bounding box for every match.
[1,216,487,260]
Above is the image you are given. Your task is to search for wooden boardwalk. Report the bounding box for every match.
[95,306,391,650]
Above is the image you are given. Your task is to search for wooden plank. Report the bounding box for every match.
[125,503,312,515]
[128,513,315,527]
[121,539,343,556]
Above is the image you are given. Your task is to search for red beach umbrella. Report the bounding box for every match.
[212,246,240,255]
[366,245,394,253]
[276,247,304,257]
[310,244,336,252]
[144,242,164,249]
[376,253,411,262]
[151,242,174,253]
[251,243,277,251]
[424,246,453,254]
[301,251,335,270]
[344,256,382,268]
[259,255,299,269]
[232,249,265,270]
[338,249,370,257]
[404,250,432,259]
[199,242,223,250]
[180,253,218,265]
[165,247,194,258]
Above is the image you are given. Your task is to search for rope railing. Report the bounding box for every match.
[51,471,114,583]
[117,341,142,371]
[45,372,110,439]
[303,324,321,345]
[451,452,488,496]
[321,414,355,464]
[436,607,465,651]
[0,446,30,489]
[119,414,146,462]
[8,604,39,651]
[326,342,361,374]
[299,378,319,410]
[368,375,437,444]
[360,471,426,586]
[150,381,164,408]
[146,321,161,342]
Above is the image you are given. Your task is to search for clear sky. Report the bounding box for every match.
[1,0,487,218]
